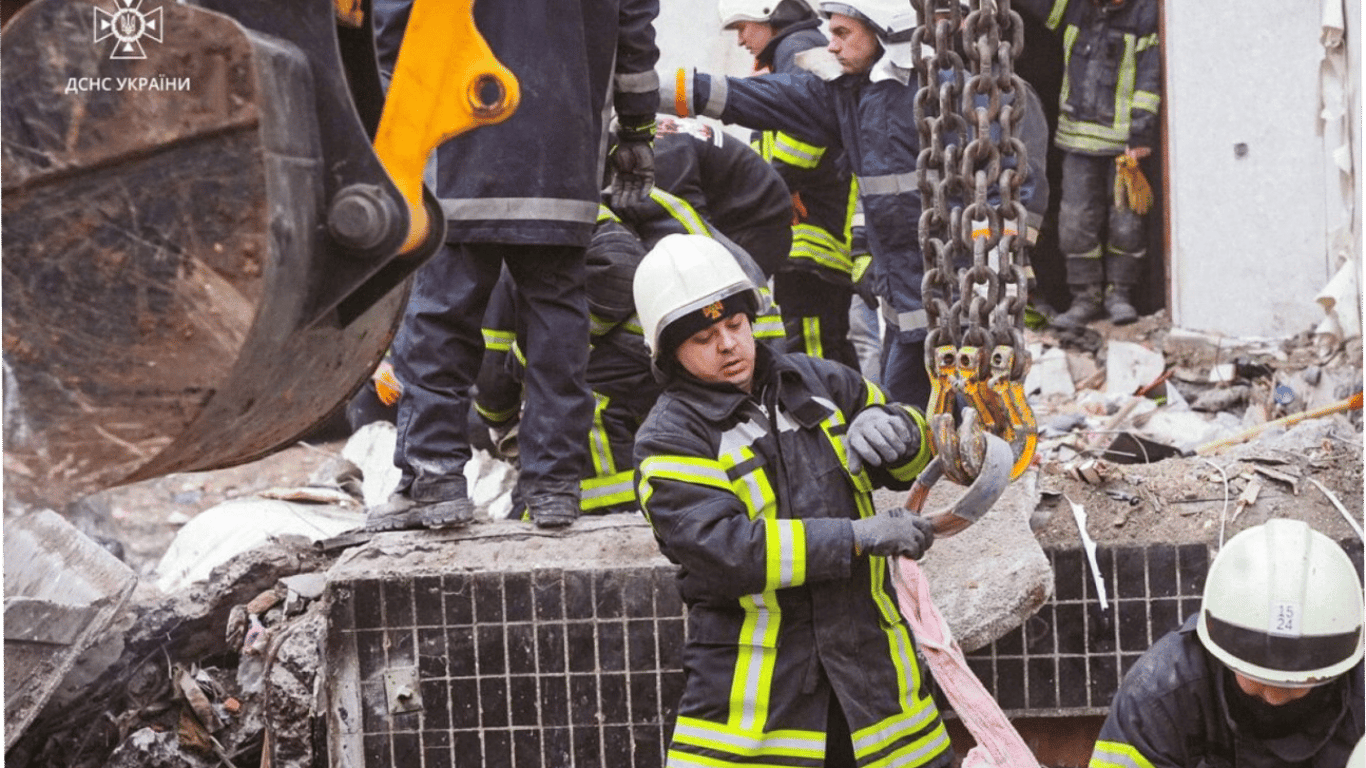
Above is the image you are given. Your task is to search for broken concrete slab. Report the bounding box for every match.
[4,509,139,749]
[1025,346,1076,397]
[1104,340,1166,397]
[877,470,1052,652]
[154,498,363,593]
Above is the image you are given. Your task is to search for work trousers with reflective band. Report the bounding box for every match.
[391,242,592,502]
[774,270,858,371]
[666,613,952,768]
[1057,151,1148,272]
[581,339,658,513]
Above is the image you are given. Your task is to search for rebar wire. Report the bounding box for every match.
[1198,458,1231,548]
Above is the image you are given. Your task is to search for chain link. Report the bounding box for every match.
[912,0,1036,479]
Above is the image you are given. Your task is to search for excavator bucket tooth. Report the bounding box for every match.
[1,0,418,507]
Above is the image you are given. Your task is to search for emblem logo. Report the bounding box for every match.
[701,300,725,320]
[94,0,163,61]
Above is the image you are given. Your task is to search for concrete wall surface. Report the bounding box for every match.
[1165,0,1348,337]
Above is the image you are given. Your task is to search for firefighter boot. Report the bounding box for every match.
[1104,249,1144,325]
[366,478,478,532]
[1051,255,1105,331]
[1104,285,1138,325]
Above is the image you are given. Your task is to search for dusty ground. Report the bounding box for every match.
[1025,314,1363,551]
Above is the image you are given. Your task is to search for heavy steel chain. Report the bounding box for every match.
[911,0,1036,480]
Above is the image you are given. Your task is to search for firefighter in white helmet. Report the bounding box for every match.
[1091,518,1365,768]
[632,233,954,767]
[716,0,866,372]
[662,0,1044,410]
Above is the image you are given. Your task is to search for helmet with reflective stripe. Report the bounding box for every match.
[719,0,817,28]
[818,0,918,43]
[1196,518,1364,687]
[633,234,761,361]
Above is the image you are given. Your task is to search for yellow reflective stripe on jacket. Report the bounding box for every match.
[1056,26,1151,153]
[770,132,824,169]
[790,222,854,274]
[669,716,825,763]
[762,519,805,591]
[752,287,785,341]
[639,455,732,492]
[1132,89,1160,114]
[719,447,776,521]
[621,314,644,336]
[732,591,781,732]
[511,341,526,367]
[482,327,514,352]
[1090,740,1157,768]
[649,188,709,234]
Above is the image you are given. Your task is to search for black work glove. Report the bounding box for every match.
[609,117,655,209]
[846,406,917,475]
[850,509,935,559]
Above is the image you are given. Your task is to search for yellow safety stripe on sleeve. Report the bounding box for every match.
[474,401,518,425]
[1132,90,1160,114]
[1135,32,1159,51]
[512,341,526,367]
[769,132,825,169]
[885,404,932,483]
[621,314,644,336]
[790,223,854,274]
[801,316,824,358]
[732,591,780,731]
[649,188,710,235]
[597,204,622,223]
[864,381,888,408]
[669,717,825,763]
[482,327,515,352]
[752,286,785,341]
[1090,741,1157,768]
[586,392,615,477]
[760,518,805,592]
[581,470,636,511]
[1044,0,1067,30]
[753,312,786,340]
[753,130,773,160]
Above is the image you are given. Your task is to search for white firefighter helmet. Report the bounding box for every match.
[1196,518,1364,687]
[633,234,760,360]
[818,0,918,43]
[1351,737,1366,768]
[718,0,817,28]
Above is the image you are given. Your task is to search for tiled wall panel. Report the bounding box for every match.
[326,539,1363,764]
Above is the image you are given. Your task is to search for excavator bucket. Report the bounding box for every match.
[1,0,515,508]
